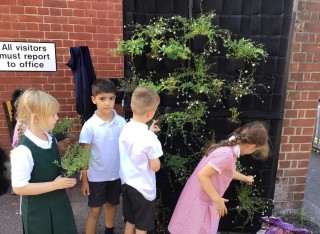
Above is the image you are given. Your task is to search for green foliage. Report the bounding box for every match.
[160,38,191,60]
[184,11,224,49]
[211,78,225,99]
[149,38,164,58]
[158,101,207,144]
[52,118,76,137]
[116,37,145,57]
[163,153,189,185]
[139,17,168,38]
[187,100,208,123]
[181,81,211,95]
[179,54,216,96]
[225,37,267,63]
[227,76,256,100]
[298,212,311,226]
[137,80,161,93]
[53,143,90,178]
[188,12,215,36]
[158,74,181,95]
[233,182,270,228]
[228,107,241,123]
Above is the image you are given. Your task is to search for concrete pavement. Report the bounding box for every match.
[1,151,320,233]
[0,184,124,234]
[303,150,320,225]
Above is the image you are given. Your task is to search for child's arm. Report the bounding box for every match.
[80,143,91,196]
[149,158,161,172]
[13,176,76,195]
[197,164,229,217]
[233,170,254,185]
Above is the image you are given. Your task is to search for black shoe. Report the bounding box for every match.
[105,227,114,234]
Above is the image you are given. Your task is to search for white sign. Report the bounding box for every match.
[0,41,57,71]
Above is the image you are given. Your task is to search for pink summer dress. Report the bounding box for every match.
[168,146,237,234]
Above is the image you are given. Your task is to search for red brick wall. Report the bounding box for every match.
[0,0,123,155]
[274,0,320,214]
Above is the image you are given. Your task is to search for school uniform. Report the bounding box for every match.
[119,120,163,231]
[168,146,240,234]
[79,110,127,206]
[11,130,77,234]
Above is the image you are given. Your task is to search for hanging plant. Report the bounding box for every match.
[225,37,268,64]
[160,38,191,60]
[227,74,256,101]
[232,182,273,229]
[158,101,207,145]
[115,37,145,58]
[228,107,241,123]
[163,153,189,186]
[159,73,181,95]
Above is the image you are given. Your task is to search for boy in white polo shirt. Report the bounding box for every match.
[79,78,127,234]
[119,86,163,234]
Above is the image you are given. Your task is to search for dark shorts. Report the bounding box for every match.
[88,179,121,207]
[121,184,155,231]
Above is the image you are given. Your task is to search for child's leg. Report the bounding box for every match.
[136,228,147,234]
[86,206,103,234]
[124,221,135,234]
[104,179,121,233]
[86,181,108,234]
[104,202,116,233]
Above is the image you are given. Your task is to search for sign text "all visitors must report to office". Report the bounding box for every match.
[0,41,57,72]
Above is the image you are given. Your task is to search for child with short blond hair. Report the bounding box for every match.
[119,87,163,234]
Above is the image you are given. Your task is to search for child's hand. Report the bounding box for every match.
[245,175,254,185]
[57,138,70,154]
[149,120,161,133]
[81,181,90,196]
[214,197,229,217]
[53,175,76,190]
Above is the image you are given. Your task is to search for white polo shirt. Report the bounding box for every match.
[119,120,163,201]
[79,110,127,182]
[11,129,53,188]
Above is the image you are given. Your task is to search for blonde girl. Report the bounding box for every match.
[168,121,269,234]
[10,89,77,234]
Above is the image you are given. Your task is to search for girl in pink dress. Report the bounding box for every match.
[168,121,270,234]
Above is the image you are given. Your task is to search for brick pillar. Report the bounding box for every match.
[274,0,320,214]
